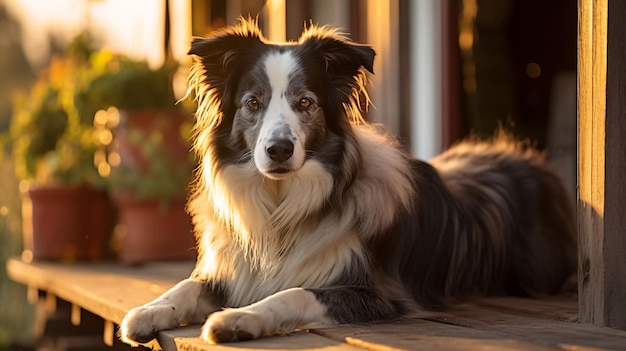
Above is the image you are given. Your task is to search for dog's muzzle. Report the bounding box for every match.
[266,138,294,162]
[255,128,303,179]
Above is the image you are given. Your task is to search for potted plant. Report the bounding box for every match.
[1,37,114,261]
[89,56,197,264]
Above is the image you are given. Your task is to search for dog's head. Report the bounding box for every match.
[188,18,375,180]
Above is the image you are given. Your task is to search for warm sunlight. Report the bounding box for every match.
[5,2,619,350]
[5,0,166,69]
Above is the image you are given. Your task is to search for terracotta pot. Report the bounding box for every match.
[112,193,196,264]
[26,185,114,261]
[116,109,190,172]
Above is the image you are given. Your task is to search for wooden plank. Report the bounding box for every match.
[103,319,115,347]
[157,325,202,351]
[577,0,606,328]
[6,258,193,324]
[602,0,626,329]
[8,258,625,350]
[27,286,38,304]
[428,303,626,351]
[577,0,626,329]
[315,317,561,351]
[476,295,578,322]
[170,329,363,351]
[71,303,81,326]
[45,291,57,313]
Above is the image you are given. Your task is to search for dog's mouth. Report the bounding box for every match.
[263,166,295,180]
[269,167,292,174]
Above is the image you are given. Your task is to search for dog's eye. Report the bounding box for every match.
[297,98,312,110]
[246,99,260,111]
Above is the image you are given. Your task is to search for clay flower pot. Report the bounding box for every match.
[112,193,196,264]
[25,185,114,261]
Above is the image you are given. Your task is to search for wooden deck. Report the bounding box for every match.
[7,257,626,351]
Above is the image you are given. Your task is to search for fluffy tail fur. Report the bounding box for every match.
[385,133,577,309]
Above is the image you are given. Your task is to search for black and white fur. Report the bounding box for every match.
[120,19,576,345]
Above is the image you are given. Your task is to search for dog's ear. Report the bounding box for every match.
[187,18,264,122]
[299,27,375,122]
[188,18,264,62]
[299,27,375,76]
[322,39,375,78]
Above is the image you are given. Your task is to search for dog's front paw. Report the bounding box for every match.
[120,305,179,346]
[201,309,268,343]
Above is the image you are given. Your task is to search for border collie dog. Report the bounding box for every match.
[120,19,576,345]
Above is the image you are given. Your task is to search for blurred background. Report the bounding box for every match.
[0,0,576,349]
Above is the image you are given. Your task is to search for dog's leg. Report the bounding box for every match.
[202,286,395,343]
[120,278,220,346]
[201,287,331,343]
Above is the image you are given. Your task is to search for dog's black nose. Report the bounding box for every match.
[266,139,294,162]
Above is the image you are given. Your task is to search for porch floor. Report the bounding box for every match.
[7,258,626,351]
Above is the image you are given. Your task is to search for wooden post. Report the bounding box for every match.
[603,0,626,328]
[577,0,626,329]
[264,0,286,42]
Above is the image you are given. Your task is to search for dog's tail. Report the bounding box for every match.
[387,134,577,309]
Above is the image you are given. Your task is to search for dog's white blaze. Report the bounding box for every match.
[253,51,306,176]
[264,51,295,99]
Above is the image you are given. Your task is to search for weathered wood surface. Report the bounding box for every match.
[7,258,626,350]
[602,0,626,329]
[7,257,193,325]
[577,0,626,329]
